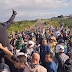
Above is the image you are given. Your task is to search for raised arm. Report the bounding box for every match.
[50,25,55,32]
[0,43,13,58]
[58,25,63,32]
[58,23,64,32]
[4,9,17,29]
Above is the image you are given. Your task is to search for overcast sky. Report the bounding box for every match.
[0,0,72,22]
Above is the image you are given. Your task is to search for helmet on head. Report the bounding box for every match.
[27,40,35,48]
[56,44,64,53]
[58,39,64,44]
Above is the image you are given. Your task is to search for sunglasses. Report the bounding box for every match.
[28,44,32,46]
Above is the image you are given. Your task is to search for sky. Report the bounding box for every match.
[0,0,72,22]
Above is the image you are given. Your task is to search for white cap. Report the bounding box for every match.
[56,44,64,53]
[16,52,27,58]
[28,40,35,48]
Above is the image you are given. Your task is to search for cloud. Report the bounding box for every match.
[17,10,58,18]
[0,0,72,21]
[0,0,72,10]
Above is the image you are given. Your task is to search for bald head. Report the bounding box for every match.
[32,53,40,60]
[32,53,40,64]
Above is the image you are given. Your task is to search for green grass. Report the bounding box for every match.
[41,19,60,27]
[7,18,72,34]
[7,19,38,33]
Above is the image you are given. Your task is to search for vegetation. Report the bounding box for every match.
[41,19,60,27]
[42,18,72,28]
[7,19,38,33]
[7,18,72,34]
[59,19,72,28]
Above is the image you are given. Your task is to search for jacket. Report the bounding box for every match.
[54,53,69,72]
[30,64,47,72]
[0,11,16,48]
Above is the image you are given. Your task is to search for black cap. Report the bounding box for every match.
[58,39,64,44]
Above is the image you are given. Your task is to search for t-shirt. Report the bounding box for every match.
[46,61,57,72]
[15,43,24,50]
[48,42,57,53]
[51,25,63,38]
[40,45,51,61]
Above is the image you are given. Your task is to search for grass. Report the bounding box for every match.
[7,18,72,34]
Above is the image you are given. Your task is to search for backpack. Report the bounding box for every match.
[63,58,72,72]
[57,57,72,72]
[55,53,69,72]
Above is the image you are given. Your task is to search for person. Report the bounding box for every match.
[50,33,56,41]
[27,40,35,62]
[68,43,72,59]
[29,53,47,72]
[10,34,17,47]
[0,57,10,72]
[58,39,67,54]
[0,9,17,48]
[0,9,17,62]
[33,40,40,54]
[40,39,51,67]
[50,24,64,38]
[27,40,35,56]
[0,43,30,72]
[34,32,43,45]
[54,44,69,72]
[15,38,24,54]
[45,52,57,72]
[48,37,57,53]
[29,35,35,42]
[64,58,72,72]
[20,42,27,53]
[13,54,29,72]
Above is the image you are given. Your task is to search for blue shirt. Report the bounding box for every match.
[46,61,57,72]
[40,45,51,61]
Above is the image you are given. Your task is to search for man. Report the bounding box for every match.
[0,43,30,72]
[13,54,29,72]
[58,39,67,54]
[0,57,10,72]
[0,10,17,62]
[27,40,35,62]
[48,37,57,53]
[0,9,17,48]
[45,52,57,72]
[50,24,64,38]
[54,44,69,72]
[40,39,51,67]
[15,38,24,54]
[27,40,35,56]
[29,53,47,72]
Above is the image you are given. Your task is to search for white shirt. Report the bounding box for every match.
[50,25,63,38]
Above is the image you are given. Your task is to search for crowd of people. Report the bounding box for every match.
[0,10,72,72]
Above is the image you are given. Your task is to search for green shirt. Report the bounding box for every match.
[16,43,24,50]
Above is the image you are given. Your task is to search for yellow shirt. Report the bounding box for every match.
[9,38,13,42]
[32,38,35,42]
[48,42,57,52]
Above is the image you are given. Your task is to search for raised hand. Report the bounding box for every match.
[12,9,17,15]
[62,23,64,26]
